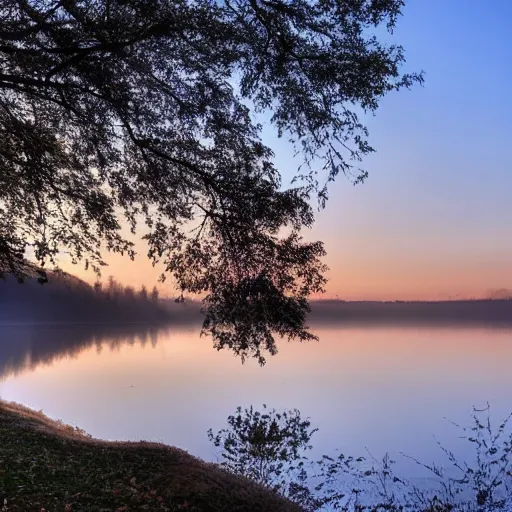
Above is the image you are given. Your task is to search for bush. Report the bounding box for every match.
[208,405,319,509]
[209,405,512,512]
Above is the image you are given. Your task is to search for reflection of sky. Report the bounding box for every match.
[60,0,512,300]
[1,324,511,479]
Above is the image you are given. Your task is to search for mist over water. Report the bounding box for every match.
[1,321,511,481]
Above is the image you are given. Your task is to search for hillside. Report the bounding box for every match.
[0,271,171,324]
[0,400,300,512]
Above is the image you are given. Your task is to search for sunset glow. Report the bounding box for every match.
[56,0,512,302]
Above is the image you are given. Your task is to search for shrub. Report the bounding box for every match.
[208,405,319,509]
[210,404,512,512]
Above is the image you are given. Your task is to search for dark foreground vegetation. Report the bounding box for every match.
[209,405,512,512]
[2,400,511,512]
[0,0,421,364]
[0,401,300,512]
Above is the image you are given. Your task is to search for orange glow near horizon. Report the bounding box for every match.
[11,0,512,304]
[58,230,512,302]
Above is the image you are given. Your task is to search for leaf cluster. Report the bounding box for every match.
[0,0,422,360]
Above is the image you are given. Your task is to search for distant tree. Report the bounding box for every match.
[93,281,102,294]
[123,285,135,301]
[0,0,422,362]
[150,286,159,303]
[138,285,149,302]
[488,289,512,300]
[106,275,120,300]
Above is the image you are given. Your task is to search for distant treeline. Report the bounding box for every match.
[309,298,512,325]
[3,268,511,327]
[0,271,171,323]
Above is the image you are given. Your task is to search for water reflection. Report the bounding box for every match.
[0,322,511,479]
[0,323,175,380]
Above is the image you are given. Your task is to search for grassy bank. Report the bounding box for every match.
[0,401,300,512]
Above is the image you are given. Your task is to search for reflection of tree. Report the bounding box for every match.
[0,324,172,381]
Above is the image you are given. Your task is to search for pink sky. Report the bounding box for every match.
[62,218,512,302]
[58,1,512,301]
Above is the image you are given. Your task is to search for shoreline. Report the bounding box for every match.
[0,400,300,512]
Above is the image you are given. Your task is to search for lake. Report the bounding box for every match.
[0,322,511,482]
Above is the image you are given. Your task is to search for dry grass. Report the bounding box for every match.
[0,400,302,512]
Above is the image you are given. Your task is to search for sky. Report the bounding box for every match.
[67,0,512,301]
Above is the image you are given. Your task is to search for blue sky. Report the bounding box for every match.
[68,1,512,300]
[263,0,512,299]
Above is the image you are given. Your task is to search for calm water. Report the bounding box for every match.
[0,322,511,479]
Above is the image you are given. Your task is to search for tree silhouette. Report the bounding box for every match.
[150,286,159,303]
[0,0,422,362]
[0,271,171,324]
[138,285,148,302]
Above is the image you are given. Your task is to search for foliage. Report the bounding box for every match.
[208,404,318,507]
[0,0,422,362]
[400,404,512,512]
[315,404,512,511]
[210,405,512,511]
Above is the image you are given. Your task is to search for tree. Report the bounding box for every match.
[0,0,422,362]
[150,286,159,303]
[106,274,121,300]
[123,285,135,301]
[208,404,318,509]
[210,405,512,512]
[138,285,148,301]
